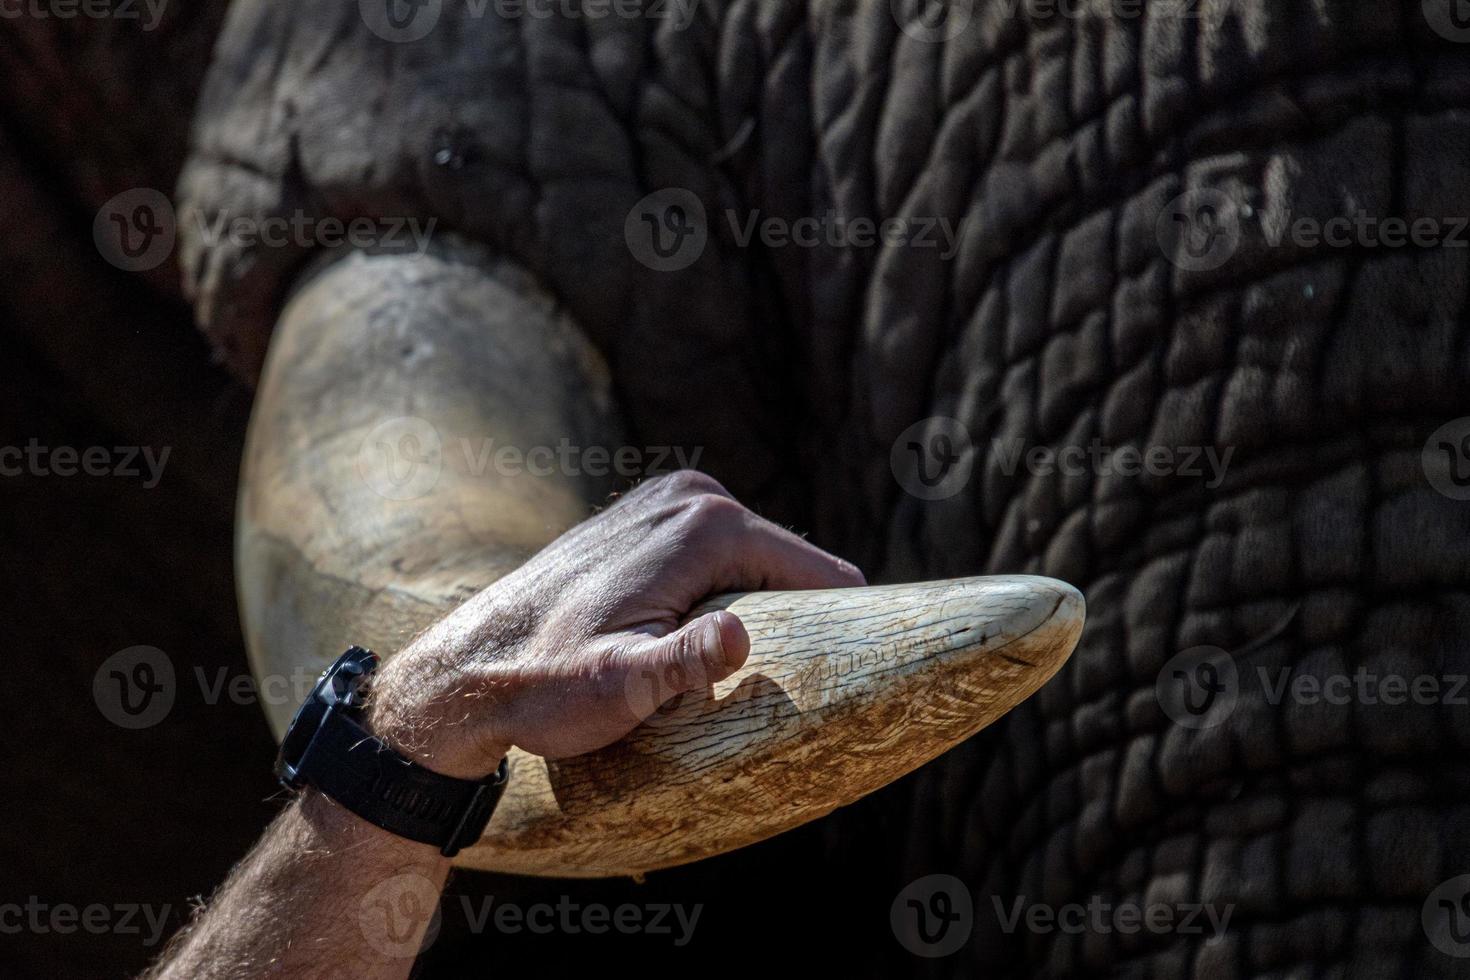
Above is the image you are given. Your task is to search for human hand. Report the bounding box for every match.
[364,472,865,777]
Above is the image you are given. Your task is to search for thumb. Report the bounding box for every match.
[619,611,751,722]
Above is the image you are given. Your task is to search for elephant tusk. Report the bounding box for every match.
[235,240,1084,877]
[468,574,1083,877]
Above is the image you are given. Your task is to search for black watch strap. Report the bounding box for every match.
[295,708,509,858]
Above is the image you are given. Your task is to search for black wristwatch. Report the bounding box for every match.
[276,647,509,857]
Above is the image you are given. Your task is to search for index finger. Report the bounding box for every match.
[666,492,867,597]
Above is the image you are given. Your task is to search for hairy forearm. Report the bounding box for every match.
[141,639,501,980]
[144,792,451,980]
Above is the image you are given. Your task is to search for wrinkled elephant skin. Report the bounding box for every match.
[172,2,1470,977]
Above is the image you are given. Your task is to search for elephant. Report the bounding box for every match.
[16,0,1470,975]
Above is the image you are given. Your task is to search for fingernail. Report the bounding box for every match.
[706,613,728,669]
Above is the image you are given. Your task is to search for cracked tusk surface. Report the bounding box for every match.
[466,575,1084,877]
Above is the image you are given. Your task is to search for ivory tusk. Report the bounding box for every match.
[467,575,1083,876]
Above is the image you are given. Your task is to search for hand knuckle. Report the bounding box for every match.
[658,470,728,499]
[679,492,742,531]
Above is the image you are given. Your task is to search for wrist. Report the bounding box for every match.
[363,647,510,781]
[295,784,455,865]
